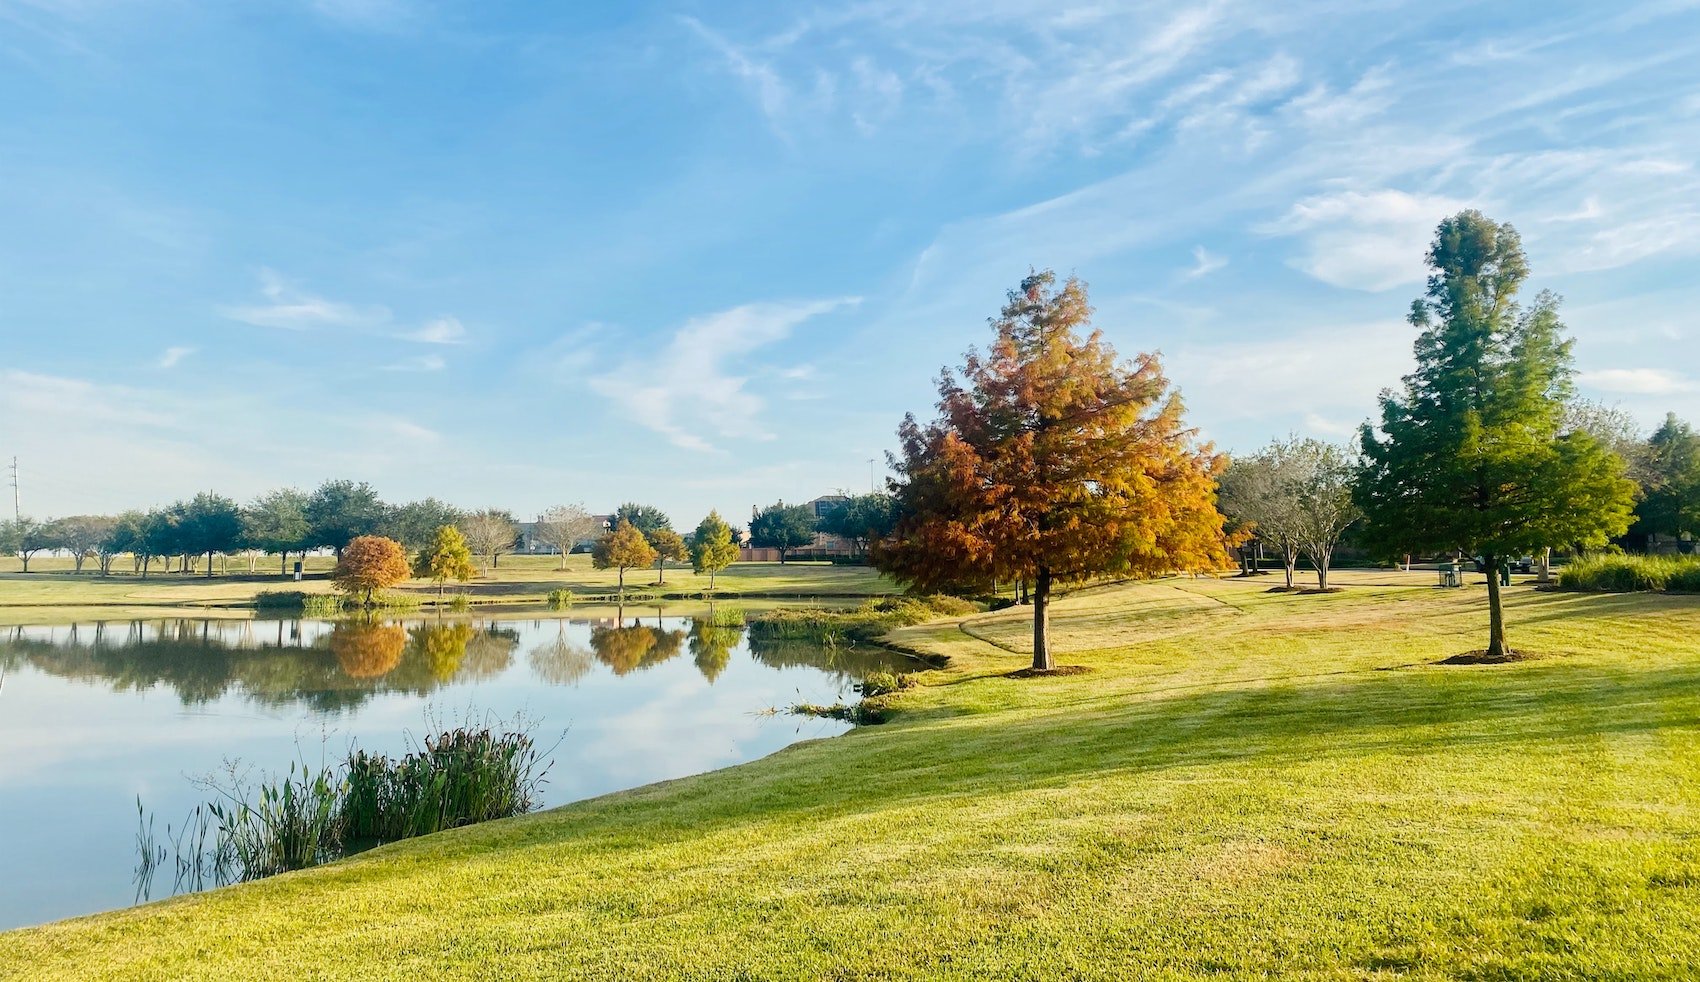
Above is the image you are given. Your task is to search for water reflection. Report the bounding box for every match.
[0,612,905,713]
[0,608,919,931]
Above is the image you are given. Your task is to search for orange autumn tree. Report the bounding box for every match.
[875,270,1229,671]
[332,534,413,607]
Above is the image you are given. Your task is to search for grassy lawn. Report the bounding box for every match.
[0,554,897,617]
[5,570,1697,980]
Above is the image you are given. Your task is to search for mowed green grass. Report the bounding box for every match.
[5,571,1698,980]
[0,553,897,619]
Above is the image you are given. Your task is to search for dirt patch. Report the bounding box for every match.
[1004,665,1093,679]
[1295,587,1346,595]
[1265,586,1297,593]
[1436,649,1541,666]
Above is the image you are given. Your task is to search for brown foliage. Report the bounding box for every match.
[333,535,413,605]
[874,271,1228,667]
[330,623,407,679]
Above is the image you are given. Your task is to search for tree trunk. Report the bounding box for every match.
[206,549,214,578]
[1316,552,1329,591]
[1031,566,1053,671]
[281,552,289,576]
[1484,551,1507,658]
[618,565,625,596]
[709,569,717,590]
[1283,547,1296,590]
[657,559,665,585]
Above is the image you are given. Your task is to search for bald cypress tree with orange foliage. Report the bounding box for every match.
[333,534,413,607]
[875,271,1228,671]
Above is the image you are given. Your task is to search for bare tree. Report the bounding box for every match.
[1287,440,1361,591]
[460,509,518,571]
[1218,449,1304,589]
[534,504,602,570]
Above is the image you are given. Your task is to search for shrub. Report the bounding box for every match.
[254,590,308,610]
[446,593,472,612]
[857,671,914,697]
[546,589,573,609]
[1558,554,1700,592]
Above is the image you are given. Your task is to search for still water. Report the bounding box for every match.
[0,610,908,930]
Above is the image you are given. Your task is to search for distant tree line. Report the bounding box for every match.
[0,480,523,578]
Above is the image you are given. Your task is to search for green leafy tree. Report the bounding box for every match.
[179,492,244,577]
[819,493,896,555]
[749,503,818,563]
[646,528,687,584]
[106,511,149,573]
[592,519,657,596]
[413,524,478,600]
[384,498,465,552]
[243,488,312,576]
[139,508,181,577]
[615,503,672,536]
[1634,413,1700,545]
[1356,211,1636,659]
[306,480,387,559]
[50,516,114,574]
[691,511,740,589]
[875,271,1228,670]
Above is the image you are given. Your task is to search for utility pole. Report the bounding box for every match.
[7,457,17,523]
[868,458,876,493]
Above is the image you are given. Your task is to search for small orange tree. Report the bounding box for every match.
[592,519,657,597]
[875,270,1228,671]
[333,534,413,606]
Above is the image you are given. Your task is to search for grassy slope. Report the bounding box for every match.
[5,571,1698,980]
[0,555,896,620]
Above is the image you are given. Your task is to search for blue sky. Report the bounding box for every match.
[2,0,1698,527]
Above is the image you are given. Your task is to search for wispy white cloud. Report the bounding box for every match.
[156,345,195,369]
[221,269,470,344]
[589,298,859,452]
[1184,245,1227,279]
[221,268,389,332]
[1263,189,1472,291]
[1579,368,1695,395]
[398,316,467,345]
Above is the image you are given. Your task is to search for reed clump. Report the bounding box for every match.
[748,595,978,645]
[138,723,550,891]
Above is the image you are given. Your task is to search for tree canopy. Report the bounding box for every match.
[414,524,478,599]
[243,488,311,575]
[332,534,413,606]
[384,498,464,552]
[646,528,687,584]
[615,502,672,536]
[592,519,657,594]
[691,511,740,589]
[306,480,386,558]
[749,503,817,563]
[818,493,896,555]
[1355,211,1636,658]
[1634,413,1700,543]
[874,270,1228,670]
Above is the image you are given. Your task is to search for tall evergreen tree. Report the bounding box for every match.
[1356,211,1636,658]
[1635,413,1700,544]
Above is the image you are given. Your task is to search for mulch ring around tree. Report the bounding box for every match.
[1005,665,1093,679]
[1435,649,1541,666]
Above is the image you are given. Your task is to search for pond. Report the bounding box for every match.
[0,609,911,931]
